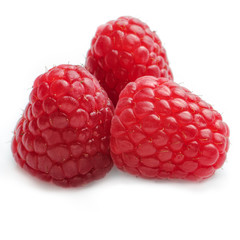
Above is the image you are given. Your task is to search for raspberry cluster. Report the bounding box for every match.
[12,16,230,187]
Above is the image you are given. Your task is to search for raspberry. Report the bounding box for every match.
[110,76,230,181]
[12,65,114,187]
[85,16,173,105]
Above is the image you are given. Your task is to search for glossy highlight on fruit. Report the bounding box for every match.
[12,65,114,187]
[110,76,230,181]
[86,16,173,105]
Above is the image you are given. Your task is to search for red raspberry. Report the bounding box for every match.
[110,76,230,181]
[11,65,114,187]
[85,16,173,105]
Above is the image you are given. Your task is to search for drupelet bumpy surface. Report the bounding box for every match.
[110,76,230,180]
[86,16,173,105]
[12,65,114,187]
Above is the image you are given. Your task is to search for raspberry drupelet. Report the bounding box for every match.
[12,65,114,187]
[110,76,230,181]
[86,16,173,105]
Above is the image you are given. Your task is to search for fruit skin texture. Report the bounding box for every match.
[85,16,173,105]
[12,65,114,187]
[110,76,230,181]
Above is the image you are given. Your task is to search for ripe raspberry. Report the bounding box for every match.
[12,65,114,187]
[85,16,173,105]
[110,76,230,181]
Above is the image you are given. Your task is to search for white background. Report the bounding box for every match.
[0,1,239,239]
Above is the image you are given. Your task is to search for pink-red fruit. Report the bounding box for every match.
[12,65,114,187]
[110,76,229,180]
[86,16,173,105]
